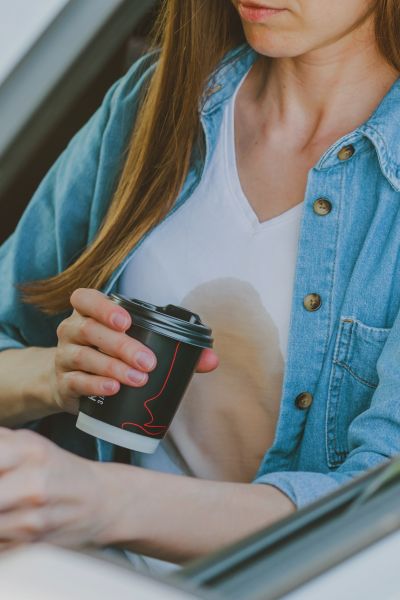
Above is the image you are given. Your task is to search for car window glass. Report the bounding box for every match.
[0,0,69,85]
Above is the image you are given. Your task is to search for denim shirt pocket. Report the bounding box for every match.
[326,317,391,468]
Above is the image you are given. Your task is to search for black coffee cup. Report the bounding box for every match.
[76,294,213,453]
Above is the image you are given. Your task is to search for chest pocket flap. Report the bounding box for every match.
[326,317,391,467]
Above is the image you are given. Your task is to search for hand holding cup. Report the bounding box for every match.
[52,288,218,416]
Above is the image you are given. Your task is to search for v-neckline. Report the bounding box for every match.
[223,69,304,235]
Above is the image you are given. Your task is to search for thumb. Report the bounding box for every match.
[195,348,219,373]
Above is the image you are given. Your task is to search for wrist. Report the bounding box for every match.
[91,461,145,548]
[27,347,60,416]
[8,346,61,424]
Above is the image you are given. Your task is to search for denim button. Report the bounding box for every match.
[337,145,355,161]
[205,84,223,97]
[303,293,322,311]
[295,392,313,410]
[313,198,332,216]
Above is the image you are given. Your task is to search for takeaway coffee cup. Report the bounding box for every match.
[76,294,213,453]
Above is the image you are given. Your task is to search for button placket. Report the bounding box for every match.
[256,165,344,476]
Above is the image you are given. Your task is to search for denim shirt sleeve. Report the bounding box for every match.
[0,103,110,349]
[0,53,156,352]
[254,305,400,508]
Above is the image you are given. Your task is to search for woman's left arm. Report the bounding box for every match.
[99,461,295,563]
[0,428,294,562]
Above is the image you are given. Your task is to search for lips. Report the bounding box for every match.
[238,2,286,22]
[240,2,282,9]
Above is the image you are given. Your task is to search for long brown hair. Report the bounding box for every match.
[23,0,400,313]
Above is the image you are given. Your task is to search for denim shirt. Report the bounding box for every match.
[2,44,400,509]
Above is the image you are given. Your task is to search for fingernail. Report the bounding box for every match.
[136,352,156,370]
[127,369,147,384]
[112,313,129,329]
[103,381,117,393]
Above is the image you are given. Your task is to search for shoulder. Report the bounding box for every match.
[107,50,160,114]
[112,44,253,112]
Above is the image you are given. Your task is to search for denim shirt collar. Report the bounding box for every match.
[200,44,257,115]
[201,43,400,191]
[359,76,400,191]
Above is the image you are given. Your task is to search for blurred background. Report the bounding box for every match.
[0,0,160,244]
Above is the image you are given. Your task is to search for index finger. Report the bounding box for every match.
[70,288,131,332]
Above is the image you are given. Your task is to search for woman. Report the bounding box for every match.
[0,0,399,567]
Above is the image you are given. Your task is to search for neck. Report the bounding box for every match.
[247,18,399,144]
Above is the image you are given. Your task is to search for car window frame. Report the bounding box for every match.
[0,0,156,196]
[176,459,400,599]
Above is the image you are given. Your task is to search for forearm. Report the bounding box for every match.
[0,348,59,426]
[97,464,295,564]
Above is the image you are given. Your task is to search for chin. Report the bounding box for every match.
[243,29,306,58]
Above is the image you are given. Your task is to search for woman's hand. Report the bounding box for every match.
[0,427,294,558]
[0,428,114,549]
[52,288,219,414]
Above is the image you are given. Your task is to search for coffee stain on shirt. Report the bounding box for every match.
[167,277,284,483]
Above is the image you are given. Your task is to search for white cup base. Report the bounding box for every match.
[76,412,161,454]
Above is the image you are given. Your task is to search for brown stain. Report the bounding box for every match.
[168,277,284,483]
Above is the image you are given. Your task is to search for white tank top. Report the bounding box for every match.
[118,74,304,485]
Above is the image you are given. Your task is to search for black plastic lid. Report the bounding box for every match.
[109,294,213,348]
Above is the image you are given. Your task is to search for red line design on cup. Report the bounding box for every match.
[121,341,181,436]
